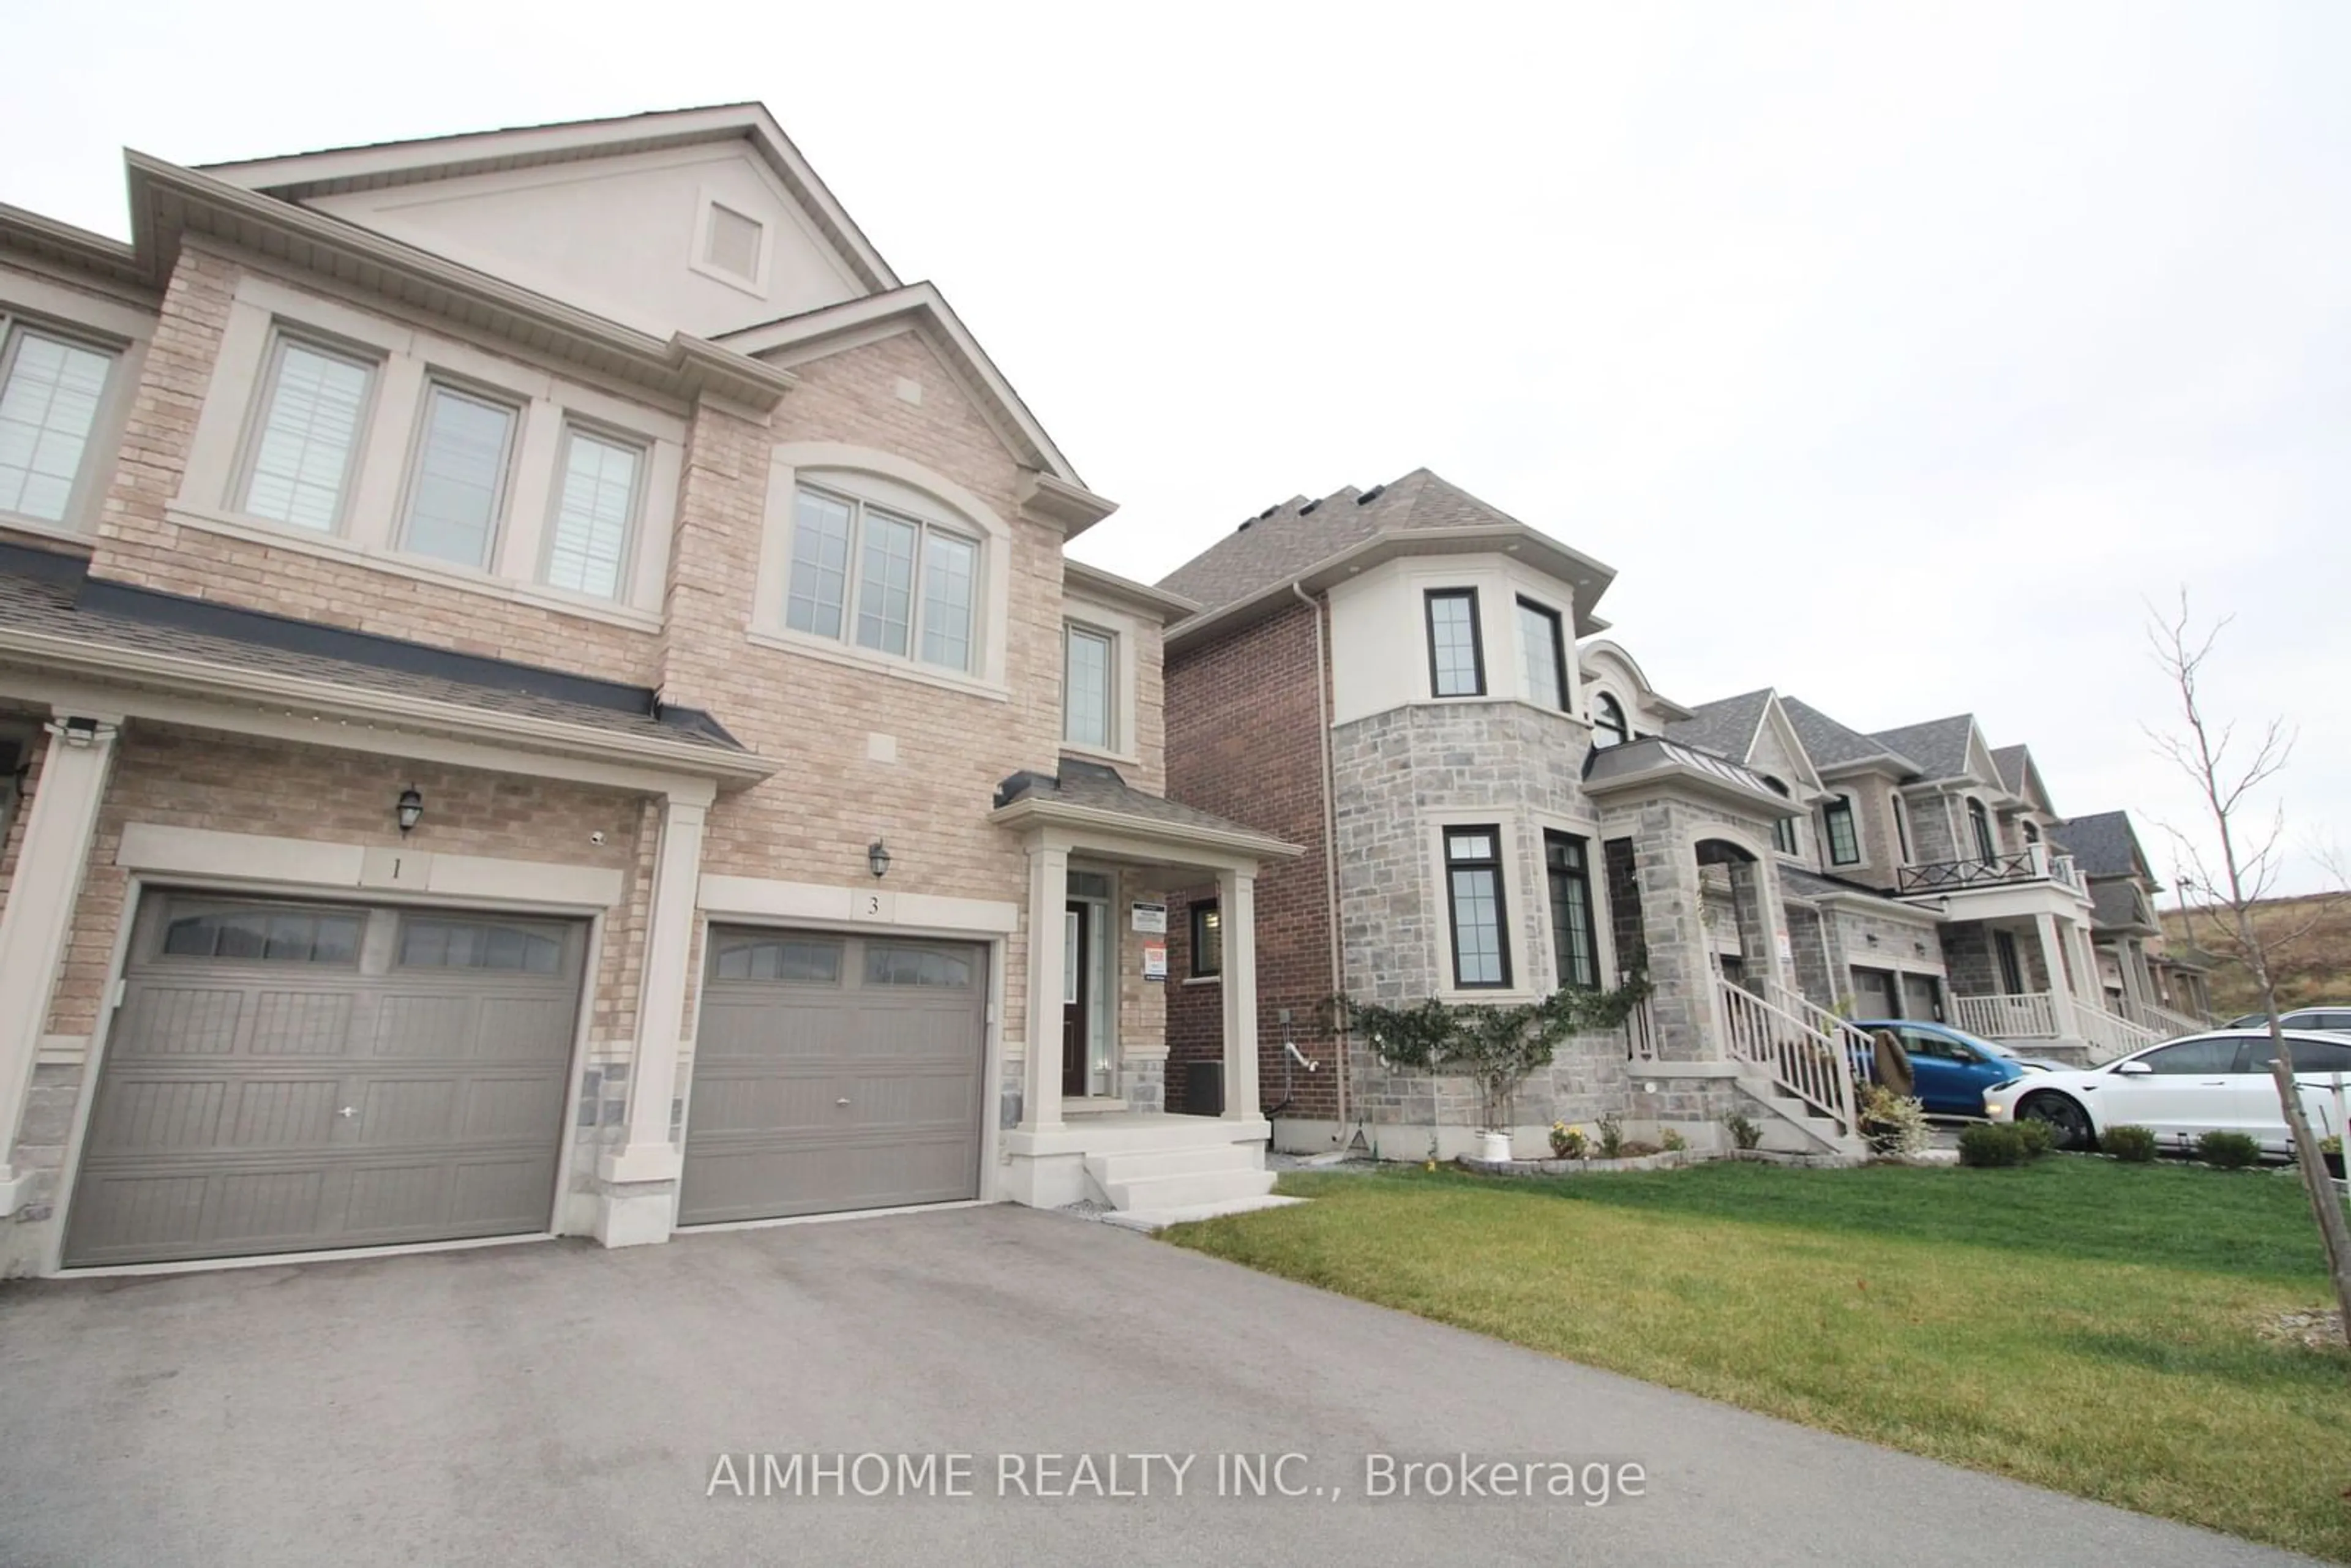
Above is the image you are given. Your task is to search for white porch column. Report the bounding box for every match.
[2033,912,2075,1025]
[594,790,707,1247]
[1021,844,1070,1133]
[0,715,121,1213]
[1218,868,1260,1121]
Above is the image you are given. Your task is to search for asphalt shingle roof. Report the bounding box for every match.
[1158,468,1537,616]
[0,546,745,752]
[1867,715,1979,781]
[2053,811,2147,881]
[1780,696,1916,773]
[1990,745,2030,794]
[994,757,1280,842]
[1664,690,1772,764]
[2090,880,2155,931]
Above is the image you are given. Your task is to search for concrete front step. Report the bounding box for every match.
[1086,1143,1261,1184]
[1101,1195,1305,1232]
[1094,1164,1278,1212]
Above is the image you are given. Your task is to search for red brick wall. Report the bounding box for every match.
[1163,599,1337,1123]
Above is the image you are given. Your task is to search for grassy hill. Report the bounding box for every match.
[2162,892,2351,1016]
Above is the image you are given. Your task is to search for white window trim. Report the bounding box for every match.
[231,327,383,538]
[537,419,651,603]
[1057,593,1147,765]
[1422,809,1537,1004]
[0,277,150,541]
[689,189,771,298]
[1062,621,1119,756]
[394,375,525,572]
[755,445,1013,696]
[174,273,681,619]
[0,313,130,537]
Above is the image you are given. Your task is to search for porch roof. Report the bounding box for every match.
[1581,735,1799,817]
[991,758,1302,867]
[0,543,771,786]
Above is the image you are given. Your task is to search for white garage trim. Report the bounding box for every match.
[116,823,627,909]
[698,872,1018,933]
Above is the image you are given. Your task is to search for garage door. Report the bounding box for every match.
[64,893,585,1267]
[680,928,986,1226]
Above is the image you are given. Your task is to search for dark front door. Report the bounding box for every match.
[1062,901,1090,1098]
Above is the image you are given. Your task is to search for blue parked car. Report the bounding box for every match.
[1847,1019,2041,1117]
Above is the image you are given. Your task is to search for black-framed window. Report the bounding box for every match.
[1544,830,1599,989]
[1890,792,1912,863]
[1764,778,1800,856]
[1424,588,1485,698]
[1444,825,1510,988]
[1823,795,1860,866]
[1993,929,2025,994]
[1967,797,1996,861]
[2022,820,2041,846]
[1516,597,1567,711]
[1190,901,1223,978]
[1592,692,1630,748]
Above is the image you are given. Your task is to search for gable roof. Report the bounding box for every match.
[1780,696,1920,774]
[1868,715,1982,782]
[1990,745,2030,793]
[2053,811,2154,883]
[1665,690,1771,764]
[193,103,900,296]
[1158,468,1616,623]
[714,282,1092,496]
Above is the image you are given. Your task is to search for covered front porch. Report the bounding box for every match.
[989,759,1302,1219]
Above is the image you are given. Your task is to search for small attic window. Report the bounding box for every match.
[702,202,765,285]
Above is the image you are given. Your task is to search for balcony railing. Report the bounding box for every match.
[1897,844,2080,896]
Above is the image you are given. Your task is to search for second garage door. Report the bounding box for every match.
[65,892,586,1268]
[680,928,987,1226]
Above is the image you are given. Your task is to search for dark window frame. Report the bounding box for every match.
[1890,792,1912,863]
[1823,795,1861,866]
[1763,778,1800,857]
[1423,588,1487,699]
[1543,830,1599,990]
[1190,901,1223,979]
[1592,692,1630,748]
[1515,595,1568,712]
[1967,797,1997,861]
[1443,824,1512,989]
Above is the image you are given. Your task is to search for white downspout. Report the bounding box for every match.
[1293,579,1348,1146]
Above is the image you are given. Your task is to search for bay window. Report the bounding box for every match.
[1445,825,1511,988]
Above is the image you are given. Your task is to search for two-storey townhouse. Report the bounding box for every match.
[2050,811,2214,1030]
[1158,470,1873,1159]
[0,105,1297,1278]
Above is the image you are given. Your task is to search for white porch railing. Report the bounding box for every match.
[1715,976,1863,1133]
[2117,996,2207,1038]
[1952,991,2061,1039]
[2067,997,2156,1062]
[1764,978,1884,1071]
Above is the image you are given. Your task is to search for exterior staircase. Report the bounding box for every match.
[1715,976,1873,1156]
[1067,1112,1290,1228]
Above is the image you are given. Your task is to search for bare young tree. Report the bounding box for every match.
[2147,591,2351,1343]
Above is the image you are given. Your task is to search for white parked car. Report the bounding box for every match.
[1980,1029,2351,1155]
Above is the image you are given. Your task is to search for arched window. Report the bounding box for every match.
[1592,692,1630,748]
[1967,798,1997,861]
[1763,778,1799,856]
[2022,820,2041,846]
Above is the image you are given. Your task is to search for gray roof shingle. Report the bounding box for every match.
[1867,715,1979,781]
[1780,697,1918,773]
[0,546,746,752]
[994,757,1282,842]
[2053,811,2148,881]
[1664,690,1772,763]
[1990,745,2030,795]
[1158,468,1540,616]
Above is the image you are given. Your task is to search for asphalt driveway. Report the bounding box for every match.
[0,1205,2319,1567]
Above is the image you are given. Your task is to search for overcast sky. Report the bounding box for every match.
[6,1,2344,899]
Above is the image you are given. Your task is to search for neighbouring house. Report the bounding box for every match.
[2050,810,2214,1029]
[1156,469,2199,1160]
[0,104,1299,1278]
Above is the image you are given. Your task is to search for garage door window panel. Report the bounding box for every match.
[162,907,363,965]
[865,945,975,988]
[713,935,842,983]
[398,917,564,973]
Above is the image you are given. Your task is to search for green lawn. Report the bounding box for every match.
[1164,1160,2351,1561]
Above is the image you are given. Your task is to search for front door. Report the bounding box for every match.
[1993,930,2026,995]
[1062,902,1089,1098]
[1902,972,1944,1022]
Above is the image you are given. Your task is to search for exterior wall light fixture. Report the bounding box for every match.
[867,838,891,879]
[396,787,424,835]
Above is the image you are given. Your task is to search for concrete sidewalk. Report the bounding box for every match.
[0,1205,2320,1567]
